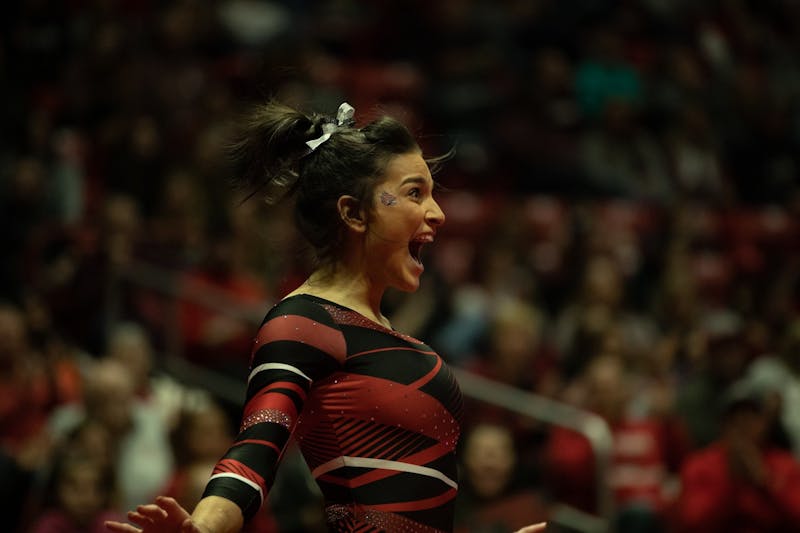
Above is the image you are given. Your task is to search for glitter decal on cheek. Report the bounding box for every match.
[379,191,398,206]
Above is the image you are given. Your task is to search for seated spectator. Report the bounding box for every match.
[106,321,210,429]
[30,421,122,533]
[579,100,672,202]
[0,302,63,532]
[462,297,561,474]
[47,358,173,514]
[554,253,657,381]
[29,452,123,533]
[675,309,751,448]
[672,379,800,532]
[544,354,688,532]
[467,296,560,397]
[454,423,549,533]
[745,318,800,458]
[0,302,57,456]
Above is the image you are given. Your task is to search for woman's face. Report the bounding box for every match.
[363,152,445,292]
[463,425,516,499]
[58,462,107,525]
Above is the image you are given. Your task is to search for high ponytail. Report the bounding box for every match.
[228,100,322,203]
[229,100,421,266]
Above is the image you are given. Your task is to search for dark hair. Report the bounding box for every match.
[41,447,117,512]
[229,101,421,266]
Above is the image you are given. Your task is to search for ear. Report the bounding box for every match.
[337,195,367,233]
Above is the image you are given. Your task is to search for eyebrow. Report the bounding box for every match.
[400,175,431,186]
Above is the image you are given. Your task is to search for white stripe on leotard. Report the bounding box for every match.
[208,473,264,504]
[248,362,312,384]
[311,456,458,489]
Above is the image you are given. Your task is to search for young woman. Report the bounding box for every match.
[106,102,545,533]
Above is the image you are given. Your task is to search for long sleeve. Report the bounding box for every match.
[202,298,346,522]
[758,452,800,527]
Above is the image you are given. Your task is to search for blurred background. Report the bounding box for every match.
[2,1,800,532]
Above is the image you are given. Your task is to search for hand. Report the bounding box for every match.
[514,522,547,533]
[105,497,204,533]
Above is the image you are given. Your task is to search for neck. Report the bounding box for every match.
[288,260,389,328]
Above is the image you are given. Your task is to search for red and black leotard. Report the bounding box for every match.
[202,294,463,532]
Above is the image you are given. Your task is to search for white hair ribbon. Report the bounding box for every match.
[305,102,356,152]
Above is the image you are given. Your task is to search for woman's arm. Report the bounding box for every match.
[109,300,344,533]
[187,496,244,533]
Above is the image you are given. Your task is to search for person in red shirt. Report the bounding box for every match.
[544,353,688,531]
[673,379,800,533]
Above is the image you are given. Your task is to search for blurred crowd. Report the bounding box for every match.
[2,1,800,532]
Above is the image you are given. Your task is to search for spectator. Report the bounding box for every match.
[455,423,549,533]
[673,378,800,532]
[467,296,560,398]
[29,452,123,533]
[579,99,672,202]
[554,252,656,380]
[544,354,688,532]
[47,358,174,514]
[574,24,643,120]
[662,102,730,204]
[28,420,122,533]
[106,321,210,430]
[0,302,64,455]
[461,296,561,477]
[675,309,751,448]
[745,318,800,458]
[0,300,88,531]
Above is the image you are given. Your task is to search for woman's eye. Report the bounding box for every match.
[409,188,421,199]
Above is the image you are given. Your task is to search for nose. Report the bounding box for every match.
[426,197,446,227]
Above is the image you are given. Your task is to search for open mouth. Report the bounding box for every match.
[409,240,424,265]
[409,235,433,266]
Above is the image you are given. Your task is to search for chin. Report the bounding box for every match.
[392,276,421,293]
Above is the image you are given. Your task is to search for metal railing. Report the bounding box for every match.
[108,260,613,532]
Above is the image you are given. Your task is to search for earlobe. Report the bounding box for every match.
[337,195,367,233]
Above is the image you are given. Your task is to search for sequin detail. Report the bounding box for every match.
[325,504,447,533]
[322,304,419,343]
[240,408,293,432]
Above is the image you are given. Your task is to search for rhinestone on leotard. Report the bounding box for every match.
[240,408,293,431]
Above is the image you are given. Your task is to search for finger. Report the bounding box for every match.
[156,495,192,524]
[516,523,547,533]
[127,511,154,528]
[105,521,142,533]
[137,504,169,521]
[156,495,187,516]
